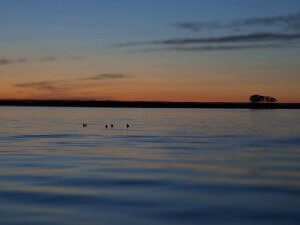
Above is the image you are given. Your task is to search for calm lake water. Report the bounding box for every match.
[0,106,300,225]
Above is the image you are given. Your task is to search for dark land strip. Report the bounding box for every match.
[0,100,299,109]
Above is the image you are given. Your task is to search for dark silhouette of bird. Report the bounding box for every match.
[105,124,108,129]
[111,124,114,128]
[126,123,129,129]
[83,123,87,127]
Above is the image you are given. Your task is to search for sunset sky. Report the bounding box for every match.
[1,0,300,102]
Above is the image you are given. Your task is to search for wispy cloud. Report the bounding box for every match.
[156,33,300,45]
[1,55,84,66]
[15,81,57,91]
[115,32,300,51]
[71,56,86,60]
[232,12,300,29]
[0,58,27,65]
[164,44,281,52]
[80,73,129,81]
[175,21,221,32]
[115,12,300,52]
[175,12,300,32]
[15,73,131,92]
[39,56,57,62]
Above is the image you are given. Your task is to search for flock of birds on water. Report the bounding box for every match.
[82,123,129,129]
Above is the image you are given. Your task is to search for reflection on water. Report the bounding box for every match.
[0,107,300,225]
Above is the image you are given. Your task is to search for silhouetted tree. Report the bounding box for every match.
[250,95,265,103]
[265,96,277,103]
[250,94,277,104]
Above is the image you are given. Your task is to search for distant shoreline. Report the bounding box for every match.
[0,100,299,109]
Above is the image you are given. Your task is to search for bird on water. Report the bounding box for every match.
[126,123,129,129]
[105,124,108,129]
[83,123,87,127]
[111,124,114,128]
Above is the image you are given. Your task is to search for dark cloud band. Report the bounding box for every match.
[15,73,131,91]
[0,58,27,65]
[115,12,300,52]
[158,33,300,45]
[175,12,300,32]
[115,32,300,51]
[15,82,56,91]
[80,73,129,81]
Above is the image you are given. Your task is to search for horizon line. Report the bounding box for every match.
[0,99,299,104]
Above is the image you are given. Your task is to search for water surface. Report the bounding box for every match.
[0,107,300,225]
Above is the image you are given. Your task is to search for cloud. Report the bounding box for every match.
[0,58,27,65]
[175,21,221,32]
[0,56,58,65]
[115,12,300,52]
[71,56,86,60]
[232,12,300,30]
[164,44,281,52]
[0,55,84,66]
[0,59,12,65]
[15,73,131,92]
[113,12,300,52]
[15,82,56,91]
[115,33,300,49]
[175,12,300,32]
[39,56,57,62]
[159,33,300,45]
[80,73,129,80]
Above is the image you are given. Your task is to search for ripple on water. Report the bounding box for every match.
[0,107,300,225]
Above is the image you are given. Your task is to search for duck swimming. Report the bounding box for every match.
[83,123,87,127]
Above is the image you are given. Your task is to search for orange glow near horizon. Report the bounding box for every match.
[1,47,299,103]
[1,74,299,103]
[1,61,300,103]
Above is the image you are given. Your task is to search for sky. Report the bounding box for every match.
[1,0,300,102]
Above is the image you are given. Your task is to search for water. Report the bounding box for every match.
[0,107,299,225]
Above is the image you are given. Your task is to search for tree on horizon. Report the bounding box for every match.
[249,94,277,104]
